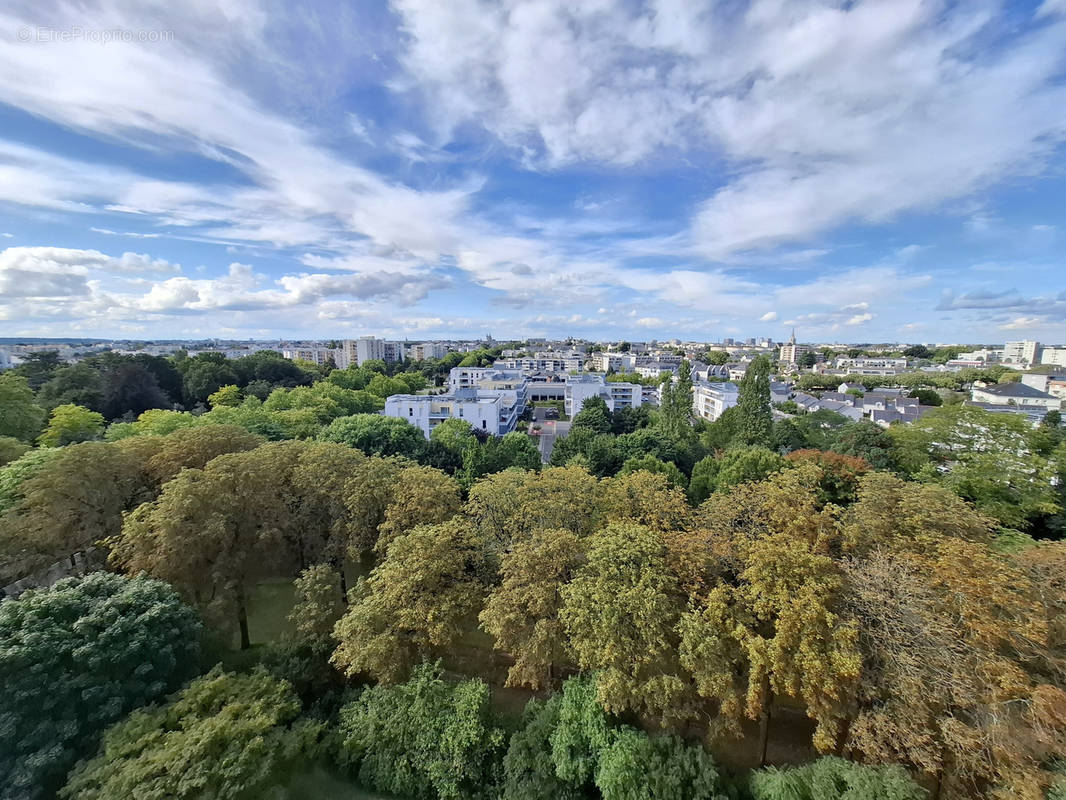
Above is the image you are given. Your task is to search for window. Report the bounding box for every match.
[482,420,487,429]
[409,408,413,416]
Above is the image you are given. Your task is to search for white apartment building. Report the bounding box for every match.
[1041,348,1066,367]
[832,357,909,376]
[408,342,450,361]
[447,368,528,417]
[593,353,638,372]
[564,374,642,416]
[385,390,520,438]
[779,330,806,365]
[1003,340,1040,366]
[281,347,340,365]
[692,381,740,422]
[635,362,678,379]
[341,337,405,367]
[496,355,584,373]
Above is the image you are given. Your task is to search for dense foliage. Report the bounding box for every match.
[0,573,201,800]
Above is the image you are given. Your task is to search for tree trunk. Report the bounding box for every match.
[336,559,349,605]
[758,690,773,767]
[236,587,250,650]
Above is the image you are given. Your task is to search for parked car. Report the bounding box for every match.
[545,407,559,419]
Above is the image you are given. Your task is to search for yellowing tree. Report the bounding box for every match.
[560,522,694,723]
[480,528,586,690]
[331,519,494,683]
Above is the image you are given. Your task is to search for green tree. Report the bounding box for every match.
[319,413,426,459]
[502,694,591,800]
[336,662,507,800]
[182,358,239,405]
[735,356,773,447]
[688,447,787,504]
[572,395,613,434]
[828,420,897,471]
[36,363,105,412]
[207,383,243,407]
[595,729,732,800]
[12,351,62,390]
[618,455,687,490]
[0,373,45,442]
[36,403,105,447]
[1,573,201,800]
[748,756,924,800]
[0,448,60,513]
[460,431,542,485]
[903,344,933,360]
[659,361,694,440]
[908,387,942,406]
[59,667,318,800]
[331,519,494,683]
[706,350,730,366]
[0,436,29,467]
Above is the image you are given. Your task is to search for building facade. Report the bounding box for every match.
[692,381,740,422]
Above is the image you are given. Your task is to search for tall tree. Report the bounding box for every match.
[1,573,201,800]
[560,522,694,723]
[481,528,586,689]
[734,355,773,447]
[659,360,694,440]
[331,519,494,683]
[0,373,45,442]
[36,403,105,447]
[337,662,507,800]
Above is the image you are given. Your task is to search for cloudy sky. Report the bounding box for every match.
[1,0,1065,344]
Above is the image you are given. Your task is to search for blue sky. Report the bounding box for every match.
[1,0,1065,344]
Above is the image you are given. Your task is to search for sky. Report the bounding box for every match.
[1,0,1065,344]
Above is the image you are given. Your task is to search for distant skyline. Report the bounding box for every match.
[1,1,1065,342]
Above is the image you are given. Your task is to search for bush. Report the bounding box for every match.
[747,756,924,800]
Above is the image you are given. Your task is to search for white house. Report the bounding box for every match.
[385,389,520,438]
[970,381,1061,410]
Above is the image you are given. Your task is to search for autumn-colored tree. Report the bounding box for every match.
[375,464,463,553]
[111,444,312,647]
[480,528,586,689]
[842,470,994,554]
[684,465,859,757]
[0,441,151,584]
[601,470,693,533]
[331,518,495,683]
[785,449,870,505]
[560,522,694,722]
[139,424,263,486]
[465,466,603,547]
[841,539,1063,799]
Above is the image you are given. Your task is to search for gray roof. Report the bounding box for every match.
[976,382,1055,399]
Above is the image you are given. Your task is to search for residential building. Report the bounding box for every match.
[385,390,520,438]
[1003,340,1040,366]
[692,381,740,422]
[341,336,405,367]
[832,357,908,376]
[779,330,806,365]
[1021,373,1066,400]
[281,347,339,365]
[447,368,527,416]
[408,342,450,361]
[564,374,642,416]
[1041,348,1066,367]
[970,381,1061,410]
[592,352,638,372]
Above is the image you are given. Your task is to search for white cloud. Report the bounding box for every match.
[393,0,1066,256]
[845,313,874,326]
[759,311,778,322]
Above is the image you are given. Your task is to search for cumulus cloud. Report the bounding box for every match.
[759,311,778,322]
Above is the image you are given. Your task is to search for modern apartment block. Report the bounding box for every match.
[340,337,405,367]
[382,367,531,439]
[1002,340,1040,366]
[408,342,451,361]
[281,346,339,365]
[691,381,740,422]
[563,374,642,416]
[385,389,521,438]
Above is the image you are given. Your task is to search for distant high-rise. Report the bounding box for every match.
[779,329,806,365]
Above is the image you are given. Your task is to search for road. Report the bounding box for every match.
[529,406,570,463]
